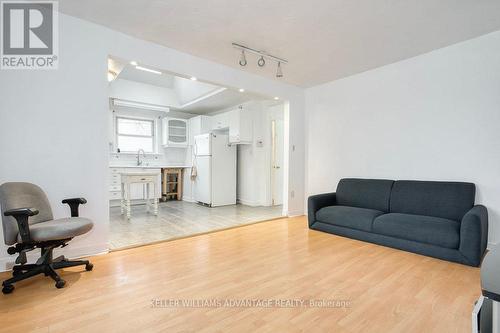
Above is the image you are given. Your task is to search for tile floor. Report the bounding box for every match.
[109,200,283,249]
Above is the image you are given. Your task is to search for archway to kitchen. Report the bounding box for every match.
[107,57,289,250]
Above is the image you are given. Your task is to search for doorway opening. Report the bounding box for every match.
[271,106,284,206]
[107,56,288,250]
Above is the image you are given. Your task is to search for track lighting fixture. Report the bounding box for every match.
[239,50,247,66]
[257,56,266,67]
[232,42,288,78]
[276,62,283,78]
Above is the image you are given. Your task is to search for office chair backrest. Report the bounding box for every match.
[0,182,54,245]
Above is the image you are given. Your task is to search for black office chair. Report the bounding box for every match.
[0,182,94,294]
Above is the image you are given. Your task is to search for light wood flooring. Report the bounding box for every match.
[109,201,283,249]
[0,216,480,333]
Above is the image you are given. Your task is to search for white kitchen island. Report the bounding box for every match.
[120,171,161,219]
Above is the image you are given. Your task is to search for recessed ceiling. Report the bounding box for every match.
[179,89,259,114]
[71,1,500,87]
[118,66,176,89]
[110,58,263,114]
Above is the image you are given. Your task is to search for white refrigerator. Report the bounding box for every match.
[194,133,236,207]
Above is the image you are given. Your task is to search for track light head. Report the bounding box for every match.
[276,62,283,78]
[257,56,266,67]
[232,43,287,78]
[239,50,247,66]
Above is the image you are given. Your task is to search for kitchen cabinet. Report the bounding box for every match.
[211,112,230,130]
[229,106,253,144]
[162,117,188,147]
[188,115,211,146]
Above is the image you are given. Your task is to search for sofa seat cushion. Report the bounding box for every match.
[373,213,460,249]
[316,206,384,232]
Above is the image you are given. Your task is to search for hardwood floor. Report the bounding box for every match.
[0,216,480,333]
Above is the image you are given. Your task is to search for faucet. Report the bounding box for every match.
[136,149,146,166]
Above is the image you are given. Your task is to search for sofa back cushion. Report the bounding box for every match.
[390,180,475,221]
[336,178,394,212]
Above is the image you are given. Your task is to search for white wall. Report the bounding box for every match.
[0,15,110,267]
[0,13,305,270]
[305,31,500,246]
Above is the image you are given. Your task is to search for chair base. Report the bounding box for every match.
[2,245,93,294]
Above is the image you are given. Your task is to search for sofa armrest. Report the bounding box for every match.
[307,192,336,227]
[459,205,488,266]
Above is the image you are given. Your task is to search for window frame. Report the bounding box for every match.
[115,115,156,154]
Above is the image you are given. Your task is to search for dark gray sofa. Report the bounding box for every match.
[308,178,488,267]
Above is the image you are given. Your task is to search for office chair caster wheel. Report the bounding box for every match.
[2,284,14,294]
[85,263,93,271]
[55,280,66,289]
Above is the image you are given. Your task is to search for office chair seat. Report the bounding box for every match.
[17,217,93,243]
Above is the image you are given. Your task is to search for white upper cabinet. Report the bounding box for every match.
[229,106,253,144]
[211,112,230,130]
[162,117,188,147]
[188,115,212,146]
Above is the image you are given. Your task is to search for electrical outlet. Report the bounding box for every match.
[291,190,295,198]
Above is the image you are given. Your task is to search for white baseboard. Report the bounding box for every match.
[488,242,498,250]
[0,243,109,272]
[287,209,305,217]
[237,198,263,207]
[182,196,195,203]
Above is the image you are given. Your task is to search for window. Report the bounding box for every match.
[116,117,155,153]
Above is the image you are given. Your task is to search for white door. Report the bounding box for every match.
[271,119,284,206]
[194,155,211,205]
[194,133,211,156]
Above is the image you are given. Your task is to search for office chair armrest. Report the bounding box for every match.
[62,198,87,217]
[4,208,39,243]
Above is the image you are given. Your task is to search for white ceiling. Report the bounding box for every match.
[62,1,500,87]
